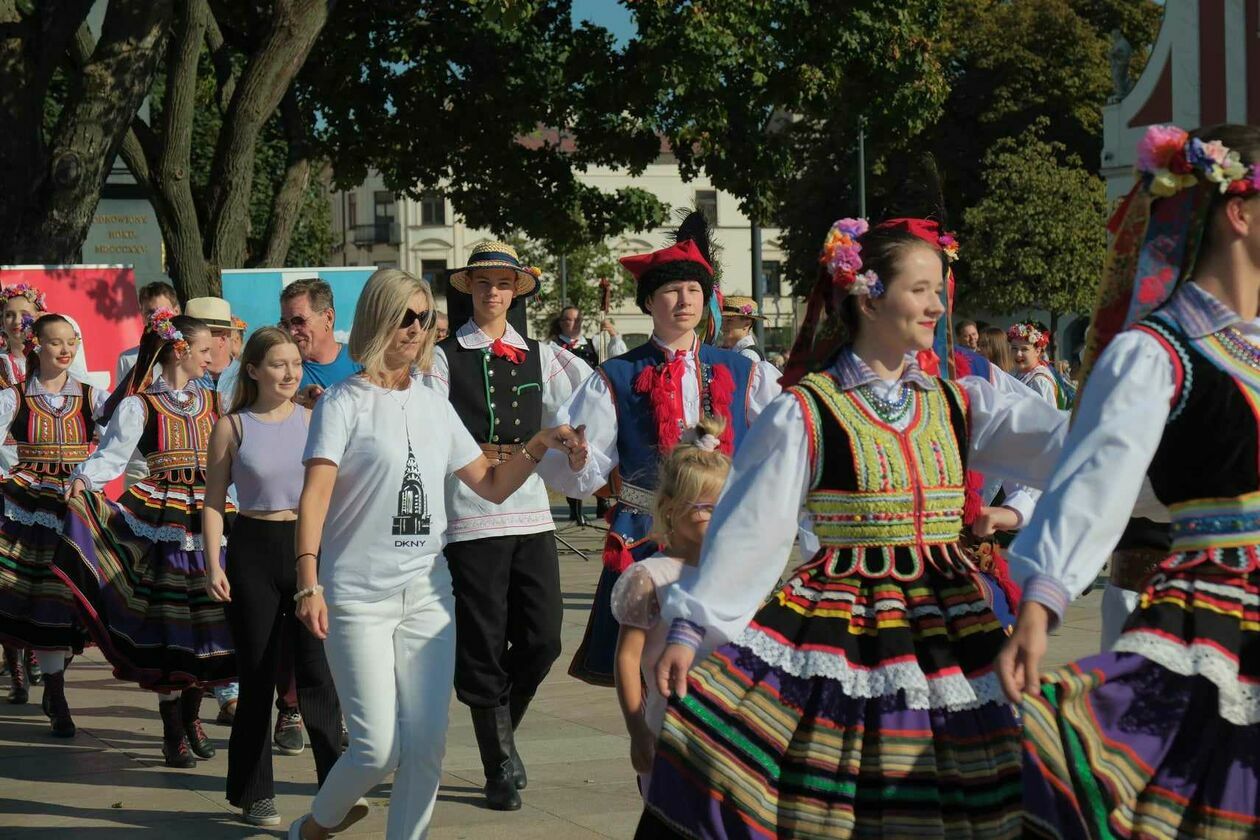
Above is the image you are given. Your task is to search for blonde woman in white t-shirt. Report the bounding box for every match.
[288,268,587,840]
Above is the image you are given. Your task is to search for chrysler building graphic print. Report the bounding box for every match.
[392,441,431,536]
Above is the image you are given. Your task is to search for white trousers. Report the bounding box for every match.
[1100,584,1140,653]
[310,563,456,840]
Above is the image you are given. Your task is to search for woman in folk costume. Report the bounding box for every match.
[0,314,109,734]
[1000,124,1260,839]
[1007,320,1073,409]
[639,217,1069,839]
[54,309,235,769]
[0,284,46,388]
[0,284,48,694]
[538,211,782,686]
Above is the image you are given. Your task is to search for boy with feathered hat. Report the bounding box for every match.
[538,212,782,686]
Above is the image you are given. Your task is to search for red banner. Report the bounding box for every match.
[0,265,144,388]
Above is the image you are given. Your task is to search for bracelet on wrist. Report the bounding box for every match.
[294,584,324,603]
[296,552,318,563]
[521,445,541,465]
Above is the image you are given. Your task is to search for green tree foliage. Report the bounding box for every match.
[630,0,951,230]
[773,0,1161,302]
[505,235,636,336]
[302,0,670,253]
[961,119,1106,315]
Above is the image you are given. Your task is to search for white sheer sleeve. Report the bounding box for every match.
[1006,330,1174,620]
[536,370,617,497]
[540,343,593,423]
[746,360,783,422]
[0,388,18,438]
[610,563,662,630]
[960,375,1070,488]
[660,394,810,645]
[420,346,450,398]
[73,397,147,490]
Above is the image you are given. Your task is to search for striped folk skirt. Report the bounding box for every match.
[1022,562,1260,839]
[51,487,235,691]
[642,550,1022,839]
[0,469,86,651]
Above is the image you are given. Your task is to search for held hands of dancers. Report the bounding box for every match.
[64,477,89,500]
[543,423,588,471]
[995,601,1054,703]
[655,642,697,700]
[970,505,1022,538]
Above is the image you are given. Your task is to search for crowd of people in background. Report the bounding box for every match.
[2,120,1259,840]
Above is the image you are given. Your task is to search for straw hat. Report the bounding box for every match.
[184,297,241,330]
[721,295,763,320]
[448,241,541,296]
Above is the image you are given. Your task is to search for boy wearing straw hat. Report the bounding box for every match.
[425,241,592,811]
[718,294,766,362]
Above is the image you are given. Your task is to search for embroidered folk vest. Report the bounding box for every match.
[136,387,219,479]
[12,381,96,473]
[790,372,971,580]
[1132,314,1260,570]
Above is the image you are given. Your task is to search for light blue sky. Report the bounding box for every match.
[572,0,634,44]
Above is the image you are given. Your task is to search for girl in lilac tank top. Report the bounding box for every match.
[202,327,353,829]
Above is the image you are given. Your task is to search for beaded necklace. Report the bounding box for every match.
[856,381,913,424]
[1219,327,1260,371]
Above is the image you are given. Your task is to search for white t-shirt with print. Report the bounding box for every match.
[304,373,483,605]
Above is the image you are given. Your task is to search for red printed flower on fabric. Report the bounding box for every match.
[1136,268,1174,306]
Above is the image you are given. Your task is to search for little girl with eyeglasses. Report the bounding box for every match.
[610,415,730,796]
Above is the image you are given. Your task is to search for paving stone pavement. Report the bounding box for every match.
[0,513,1107,839]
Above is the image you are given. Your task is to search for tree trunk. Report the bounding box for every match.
[3,1,173,263]
[204,0,332,271]
[1049,310,1060,360]
[255,90,315,267]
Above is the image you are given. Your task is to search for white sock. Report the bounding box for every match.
[32,650,67,674]
[156,690,180,701]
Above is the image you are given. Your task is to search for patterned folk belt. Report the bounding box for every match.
[145,450,206,473]
[15,443,89,464]
[1110,548,1167,591]
[479,442,524,464]
[617,482,655,514]
[1168,493,1260,552]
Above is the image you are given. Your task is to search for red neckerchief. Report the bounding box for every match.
[490,338,525,365]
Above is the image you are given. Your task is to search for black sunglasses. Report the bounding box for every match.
[400,308,436,330]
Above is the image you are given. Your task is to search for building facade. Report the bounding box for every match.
[1102,0,1260,202]
[331,162,797,350]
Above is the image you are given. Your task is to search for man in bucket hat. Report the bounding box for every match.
[537,212,782,687]
[425,240,592,811]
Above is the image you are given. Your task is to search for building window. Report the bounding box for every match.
[695,190,718,226]
[421,259,448,295]
[346,193,357,228]
[420,193,446,226]
[760,260,782,297]
[372,191,396,244]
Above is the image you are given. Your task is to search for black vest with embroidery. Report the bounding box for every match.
[789,372,972,580]
[1132,314,1260,568]
[554,337,599,369]
[439,335,544,445]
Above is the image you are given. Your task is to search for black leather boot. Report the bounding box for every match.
[508,692,532,790]
[470,706,521,810]
[158,698,197,768]
[42,672,75,737]
[180,687,215,759]
[4,647,27,705]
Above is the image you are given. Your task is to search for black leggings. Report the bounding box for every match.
[224,517,342,807]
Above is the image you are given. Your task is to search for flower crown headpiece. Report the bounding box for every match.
[148,308,189,359]
[1007,321,1049,350]
[820,218,882,297]
[2,284,47,311]
[19,312,38,357]
[1137,125,1260,198]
